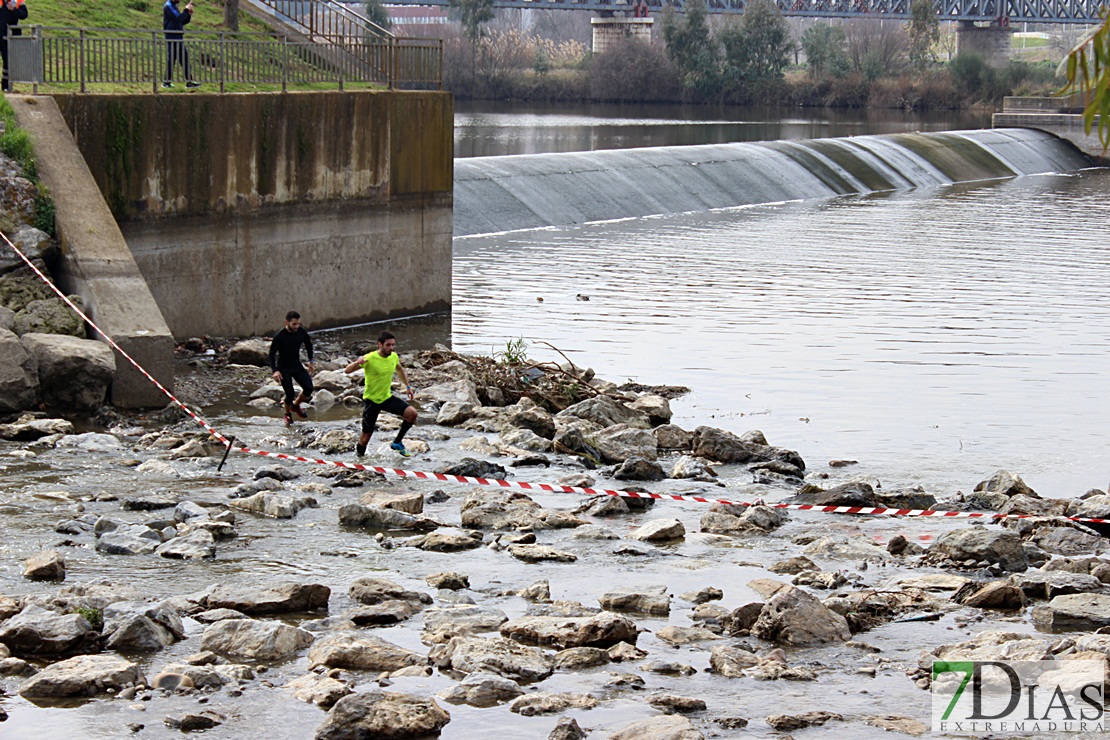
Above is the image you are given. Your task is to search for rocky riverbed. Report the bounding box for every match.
[1,333,1109,739]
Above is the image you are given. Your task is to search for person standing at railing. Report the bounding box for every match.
[162,0,199,89]
[0,0,28,93]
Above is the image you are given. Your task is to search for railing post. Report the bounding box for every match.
[32,25,39,95]
[152,31,158,93]
[79,29,86,93]
[438,38,443,90]
[389,39,396,90]
[282,36,288,92]
[219,32,226,93]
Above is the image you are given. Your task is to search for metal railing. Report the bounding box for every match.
[8,26,442,93]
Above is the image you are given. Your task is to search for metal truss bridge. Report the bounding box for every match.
[377,0,1106,23]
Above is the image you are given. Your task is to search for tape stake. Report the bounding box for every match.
[217,436,237,472]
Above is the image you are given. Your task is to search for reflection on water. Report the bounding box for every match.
[455,101,994,157]
[447,168,1110,497]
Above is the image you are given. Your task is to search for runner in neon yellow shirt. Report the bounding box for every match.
[344,330,417,457]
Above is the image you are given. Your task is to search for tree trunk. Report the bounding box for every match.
[224,0,240,31]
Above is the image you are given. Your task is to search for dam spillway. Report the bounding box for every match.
[453,128,1092,237]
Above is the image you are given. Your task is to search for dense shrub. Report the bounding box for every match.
[589,39,681,103]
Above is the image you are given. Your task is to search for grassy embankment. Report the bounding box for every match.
[13,0,390,94]
[0,97,54,235]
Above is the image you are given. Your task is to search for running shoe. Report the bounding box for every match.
[390,442,410,457]
[292,403,307,419]
[283,413,293,426]
[161,82,173,88]
[186,80,201,89]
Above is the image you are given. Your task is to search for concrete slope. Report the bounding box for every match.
[10,95,174,409]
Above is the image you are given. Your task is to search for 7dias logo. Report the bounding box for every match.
[932,659,1107,735]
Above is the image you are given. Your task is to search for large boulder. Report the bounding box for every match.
[102,601,186,651]
[338,504,438,531]
[0,605,99,656]
[460,490,586,531]
[19,654,144,700]
[13,297,85,337]
[205,582,330,615]
[315,691,450,740]
[227,339,270,366]
[415,378,481,409]
[594,425,658,464]
[975,470,1039,499]
[437,671,524,707]
[0,176,38,232]
[505,399,556,439]
[500,612,638,649]
[0,414,70,440]
[430,635,554,682]
[608,715,704,740]
[1031,594,1110,631]
[789,480,879,507]
[700,504,788,535]
[229,491,317,519]
[690,427,805,471]
[0,274,53,312]
[308,633,425,671]
[930,527,1029,572]
[556,396,650,430]
[0,226,55,277]
[750,587,852,645]
[0,329,38,412]
[20,333,115,410]
[200,619,315,661]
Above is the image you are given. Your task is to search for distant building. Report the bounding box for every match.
[386,4,450,27]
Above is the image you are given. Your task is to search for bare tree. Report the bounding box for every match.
[844,19,907,80]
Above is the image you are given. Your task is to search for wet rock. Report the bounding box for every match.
[508,544,578,563]
[518,580,551,602]
[554,646,610,670]
[999,495,1068,518]
[656,626,720,645]
[359,491,425,514]
[680,587,723,604]
[865,716,929,735]
[427,572,469,590]
[578,496,631,517]
[0,605,99,656]
[461,489,586,531]
[789,480,879,507]
[229,491,317,519]
[926,631,1053,664]
[751,586,851,645]
[526,600,600,618]
[930,527,1029,572]
[648,694,706,713]
[1031,594,1110,631]
[629,393,671,426]
[599,587,670,616]
[201,619,314,661]
[436,458,508,480]
[802,535,890,561]
[766,711,842,731]
[500,612,638,649]
[23,549,65,581]
[549,717,588,740]
[152,666,210,690]
[430,635,554,682]
[163,711,225,731]
[509,691,598,716]
[505,400,556,439]
[708,644,759,677]
[670,456,716,480]
[103,602,185,651]
[227,339,269,365]
[792,570,849,590]
[874,487,938,511]
[156,529,216,560]
[21,333,115,410]
[308,633,425,671]
[891,573,971,592]
[338,503,439,531]
[952,581,1027,610]
[629,518,685,543]
[654,423,693,451]
[768,556,819,575]
[315,691,451,740]
[610,454,665,480]
[608,714,704,739]
[690,426,805,470]
[437,670,524,707]
[975,470,1038,499]
[0,414,71,440]
[14,297,84,337]
[1011,571,1105,599]
[700,504,787,535]
[502,430,554,455]
[422,605,509,642]
[556,396,649,430]
[436,401,476,426]
[411,531,484,552]
[206,582,330,615]
[346,601,422,626]
[286,672,353,708]
[1030,525,1105,557]
[0,329,38,412]
[19,654,144,699]
[417,377,481,407]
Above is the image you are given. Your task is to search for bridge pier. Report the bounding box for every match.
[591,16,653,54]
[955,20,1014,66]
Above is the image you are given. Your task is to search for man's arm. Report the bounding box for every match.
[269,335,282,381]
[302,329,315,374]
[395,362,414,400]
[16,2,26,21]
[344,357,363,374]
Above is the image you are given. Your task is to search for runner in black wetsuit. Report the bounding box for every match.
[268,310,315,425]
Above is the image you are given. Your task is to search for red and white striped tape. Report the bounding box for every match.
[5,234,1109,526]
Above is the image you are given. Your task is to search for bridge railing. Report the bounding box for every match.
[7,26,442,93]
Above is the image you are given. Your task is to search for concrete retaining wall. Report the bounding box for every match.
[52,90,453,338]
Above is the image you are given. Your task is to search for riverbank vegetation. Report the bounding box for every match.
[438,0,1084,110]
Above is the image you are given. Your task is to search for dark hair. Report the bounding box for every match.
[286,310,301,321]
[377,331,395,344]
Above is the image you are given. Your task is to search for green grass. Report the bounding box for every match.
[26,0,276,36]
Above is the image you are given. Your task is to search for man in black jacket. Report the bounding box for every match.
[162,0,199,88]
[269,311,316,426]
[0,0,28,92]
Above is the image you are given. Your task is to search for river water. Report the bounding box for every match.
[2,103,1108,739]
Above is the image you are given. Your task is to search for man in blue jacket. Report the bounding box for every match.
[0,0,28,92]
[163,0,199,89]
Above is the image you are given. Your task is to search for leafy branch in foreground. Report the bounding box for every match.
[1059,7,1110,151]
